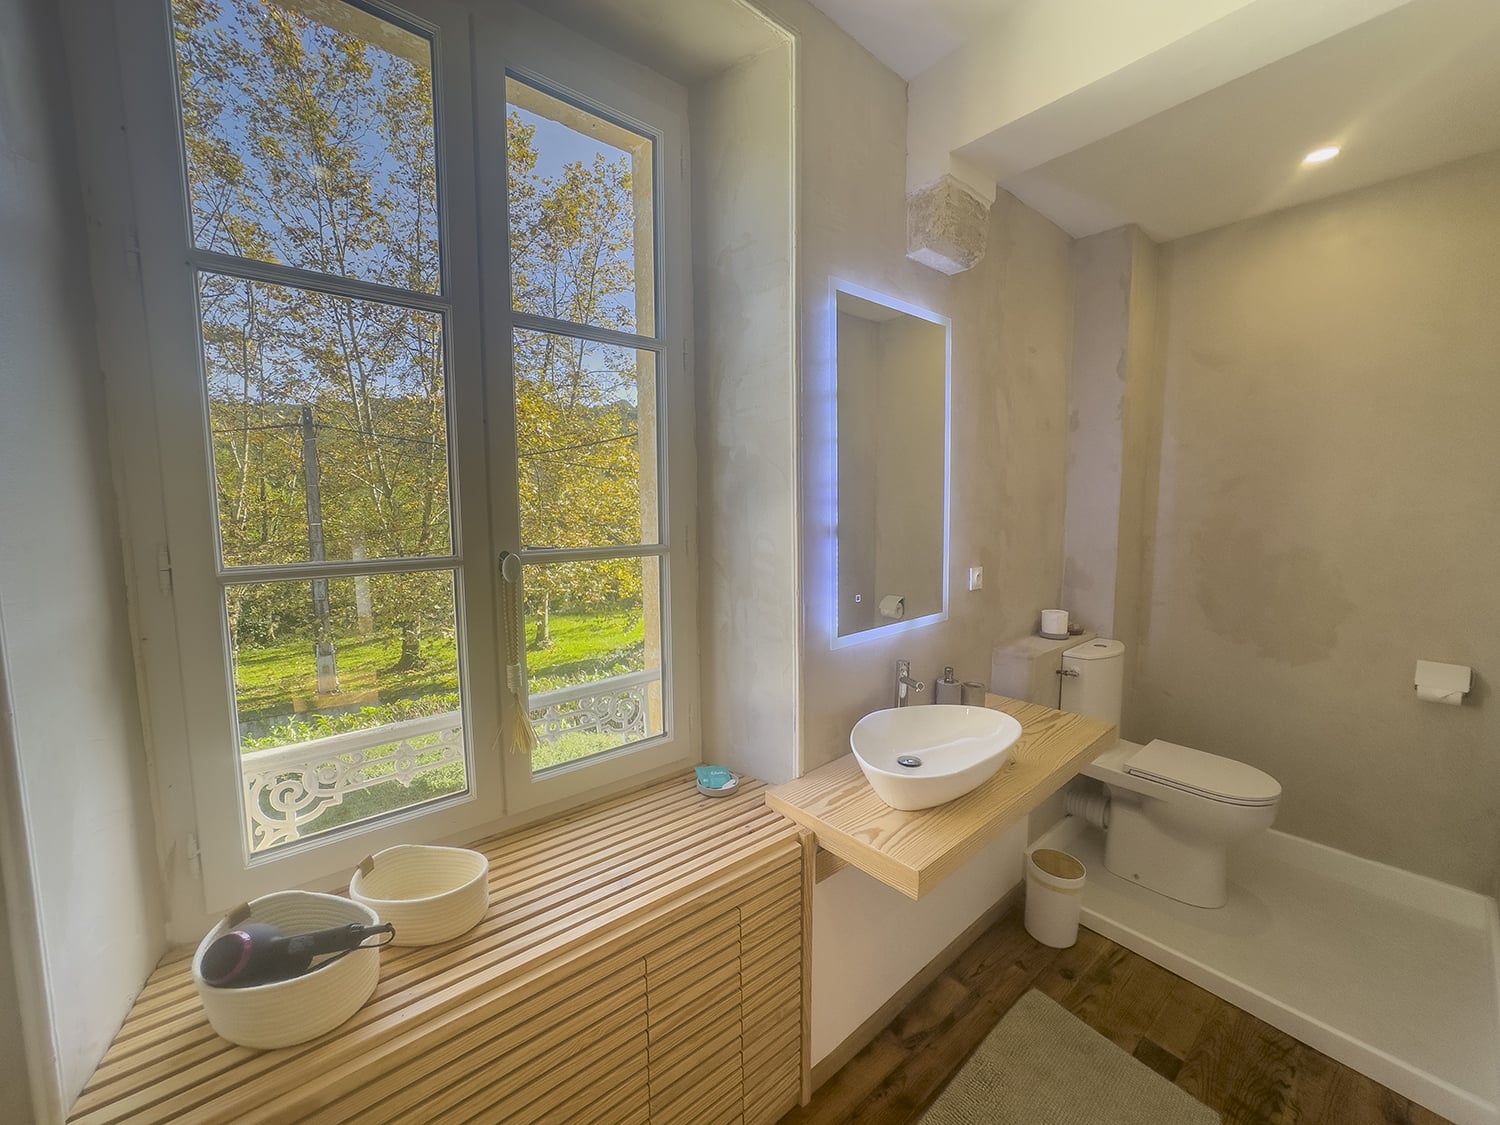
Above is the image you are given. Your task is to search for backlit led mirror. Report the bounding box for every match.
[833,281,950,645]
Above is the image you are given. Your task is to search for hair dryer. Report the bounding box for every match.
[201,920,394,987]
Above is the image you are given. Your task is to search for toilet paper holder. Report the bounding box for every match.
[1414,660,1472,706]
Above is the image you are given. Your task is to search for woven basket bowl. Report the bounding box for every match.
[191,891,381,1049]
[349,844,490,946]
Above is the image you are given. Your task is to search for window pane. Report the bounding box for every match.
[199,272,453,567]
[506,77,655,335]
[172,0,441,294]
[231,570,466,853]
[514,329,658,550]
[524,557,663,772]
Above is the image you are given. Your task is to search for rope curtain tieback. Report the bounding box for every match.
[500,552,539,756]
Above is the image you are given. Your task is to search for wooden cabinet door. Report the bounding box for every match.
[407,957,651,1124]
[739,861,804,1125]
[646,907,745,1124]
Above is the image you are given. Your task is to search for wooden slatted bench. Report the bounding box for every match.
[69,773,811,1124]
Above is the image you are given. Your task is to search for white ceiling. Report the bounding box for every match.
[1003,0,1500,239]
[522,0,786,86]
[810,0,1500,241]
[805,0,1019,80]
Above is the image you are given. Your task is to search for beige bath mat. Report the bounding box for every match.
[918,989,1220,1124]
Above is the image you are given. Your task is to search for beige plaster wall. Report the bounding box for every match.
[752,0,1074,773]
[1061,228,1133,637]
[1134,149,1500,893]
[1113,225,1162,721]
[0,868,32,1125]
[0,0,166,1111]
[691,40,801,783]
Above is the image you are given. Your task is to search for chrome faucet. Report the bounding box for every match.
[894,660,925,707]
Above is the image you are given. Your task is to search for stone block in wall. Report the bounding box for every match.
[906,174,990,275]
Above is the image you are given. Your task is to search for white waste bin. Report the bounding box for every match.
[1024,848,1086,948]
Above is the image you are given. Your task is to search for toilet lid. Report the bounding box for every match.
[1125,740,1281,806]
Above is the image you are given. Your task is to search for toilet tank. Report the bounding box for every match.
[1059,638,1125,725]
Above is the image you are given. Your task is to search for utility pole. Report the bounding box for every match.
[302,405,338,694]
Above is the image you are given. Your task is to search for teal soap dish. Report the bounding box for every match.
[695,765,739,798]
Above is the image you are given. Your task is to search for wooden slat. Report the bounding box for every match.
[745,1012,800,1070]
[536,1056,652,1125]
[741,920,799,978]
[650,1019,743,1098]
[740,903,799,958]
[746,1056,801,1125]
[68,773,803,1125]
[657,1077,743,1125]
[649,956,742,1033]
[646,908,738,979]
[313,958,646,1124]
[798,828,815,1106]
[765,695,1115,898]
[650,990,742,1060]
[747,1047,801,1103]
[743,997,800,1052]
[742,950,801,1000]
[398,977,647,1125]
[738,875,801,921]
[488,1048,651,1125]
[743,984,798,1038]
[651,1033,745,1124]
[486,1005,649,1125]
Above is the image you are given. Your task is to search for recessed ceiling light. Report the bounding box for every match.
[1303,145,1341,165]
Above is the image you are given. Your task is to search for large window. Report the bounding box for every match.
[111,0,696,910]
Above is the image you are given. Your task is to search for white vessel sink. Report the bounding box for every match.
[850,705,1023,811]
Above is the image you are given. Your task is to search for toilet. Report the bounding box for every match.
[1058,639,1281,908]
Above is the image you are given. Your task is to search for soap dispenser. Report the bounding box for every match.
[934,666,961,705]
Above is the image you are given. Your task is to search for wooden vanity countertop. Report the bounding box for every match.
[764,695,1115,899]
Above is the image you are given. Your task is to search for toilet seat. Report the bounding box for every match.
[1124,740,1281,807]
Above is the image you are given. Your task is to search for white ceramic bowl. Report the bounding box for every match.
[192,890,381,1049]
[349,844,489,946]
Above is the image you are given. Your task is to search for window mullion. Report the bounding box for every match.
[219,555,463,585]
[518,545,667,566]
[511,311,662,353]
[188,249,452,315]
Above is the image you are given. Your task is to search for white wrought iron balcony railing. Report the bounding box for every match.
[525,667,659,745]
[241,710,465,853]
[239,667,661,851]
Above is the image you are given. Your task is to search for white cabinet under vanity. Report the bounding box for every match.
[68,777,809,1125]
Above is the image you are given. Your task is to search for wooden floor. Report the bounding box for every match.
[783,910,1452,1125]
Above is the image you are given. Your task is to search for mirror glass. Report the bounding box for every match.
[833,282,950,644]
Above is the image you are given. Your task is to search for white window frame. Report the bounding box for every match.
[102,0,699,924]
[476,4,700,814]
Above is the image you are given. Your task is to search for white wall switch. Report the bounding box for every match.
[968,566,983,591]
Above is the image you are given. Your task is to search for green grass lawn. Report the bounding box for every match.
[234,632,460,724]
[525,609,644,693]
[234,608,643,736]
